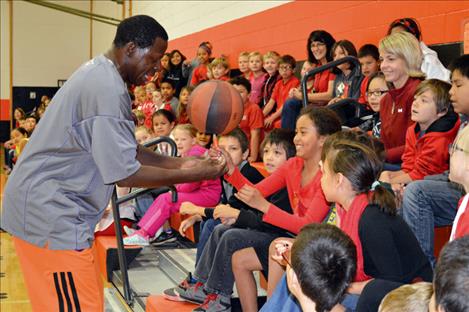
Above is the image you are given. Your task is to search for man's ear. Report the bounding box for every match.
[124,42,137,57]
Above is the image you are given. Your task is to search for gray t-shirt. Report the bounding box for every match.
[1,55,141,250]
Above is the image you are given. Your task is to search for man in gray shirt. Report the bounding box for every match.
[1,15,226,312]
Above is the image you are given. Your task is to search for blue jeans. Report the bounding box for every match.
[281,99,303,130]
[196,218,221,265]
[260,275,359,312]
[402,175,463,266]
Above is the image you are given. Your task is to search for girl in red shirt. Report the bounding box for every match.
[225,107,341,310]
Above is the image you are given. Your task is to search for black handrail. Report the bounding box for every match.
[111,136,177,306]
[301,56,360,107]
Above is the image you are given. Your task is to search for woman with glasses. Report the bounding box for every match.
[281,30,336,130]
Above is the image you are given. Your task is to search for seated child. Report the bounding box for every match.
[151,109,177,156]
[448,126,469,240]
[380,79,460,187]
[210,57,230,81]
[261,131,432,312]
[176,86,193,124]
[172,129,296,311]
[327,40,364,105]
[358,44,381,104]
[262,51,281,108]
[123,124,221,245]
[196,131,213,149]
[230,76,263,162]
[162,128,265,300]
[161,80,179,112]
[248,51,267,106]
[238,51,250,79]
[379,282,433,312]
[132,109,145,127]
[358,72,389,138]
[430,236,469,312]
[3,127,29,173]
[263,55,300,129]
[190,42,212,86]
[286,223,357,312]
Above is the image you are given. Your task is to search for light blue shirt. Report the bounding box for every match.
[1,55,140,250]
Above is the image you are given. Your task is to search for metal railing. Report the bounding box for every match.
[301,56,360,107]
[111,136,177,306]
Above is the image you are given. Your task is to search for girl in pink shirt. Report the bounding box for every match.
[123,124,221,246]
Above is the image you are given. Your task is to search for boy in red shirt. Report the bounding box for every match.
[263,55,300,129]
[380,79,460,187]
[230,76,263,162]
[210,57,230,81]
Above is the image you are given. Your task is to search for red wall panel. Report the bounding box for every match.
[168,1,469,67]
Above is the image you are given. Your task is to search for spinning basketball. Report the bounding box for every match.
[187,80,244,135]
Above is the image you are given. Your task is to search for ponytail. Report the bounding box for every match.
[370,184,397,216]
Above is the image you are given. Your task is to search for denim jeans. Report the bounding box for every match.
[193,224,278,297]
[196,218,221,265]
[281,98,303,130]
[402,176,463,266]
[260,275,359,312]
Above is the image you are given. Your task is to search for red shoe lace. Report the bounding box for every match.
[200,293,218,309]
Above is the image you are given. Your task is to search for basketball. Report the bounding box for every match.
[187,80,244,135]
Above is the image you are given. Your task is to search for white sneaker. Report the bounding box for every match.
[123,233,149,246]
[123,225,136,236]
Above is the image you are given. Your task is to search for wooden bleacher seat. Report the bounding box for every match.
[94,235,143,281]
[146,295,197,312]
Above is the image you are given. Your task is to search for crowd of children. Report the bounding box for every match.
[6,15,468,312]
[113,15,469,312]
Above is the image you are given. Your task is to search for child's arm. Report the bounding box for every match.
[264,106,283,127]
[248,129,261,162]
[262,98,276,117]
[388,172,412,184]
[225,159,288,199]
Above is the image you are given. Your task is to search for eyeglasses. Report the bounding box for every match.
[310,42,326,49]
[279,65,292,71]
[449,143,469,155]
[366,90,389,97]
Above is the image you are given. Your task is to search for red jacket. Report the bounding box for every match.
[380,77,422,163]
[401,111,460,180]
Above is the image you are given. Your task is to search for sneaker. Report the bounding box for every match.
[123,233,150,246]
[178,282,207,304]
[123,225,136,236]
[193,293,231,312]
[164,273,196,302]
[151,230,177,246]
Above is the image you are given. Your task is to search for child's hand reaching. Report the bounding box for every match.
[271,238,294,266]
[235,185,270,213]
[213,204,240,221]
[179,215,202,237]
[180,202,204,216]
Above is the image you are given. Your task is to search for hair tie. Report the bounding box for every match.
[371,181,380,191]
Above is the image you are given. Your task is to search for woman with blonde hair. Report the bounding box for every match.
[378,31,425,169]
